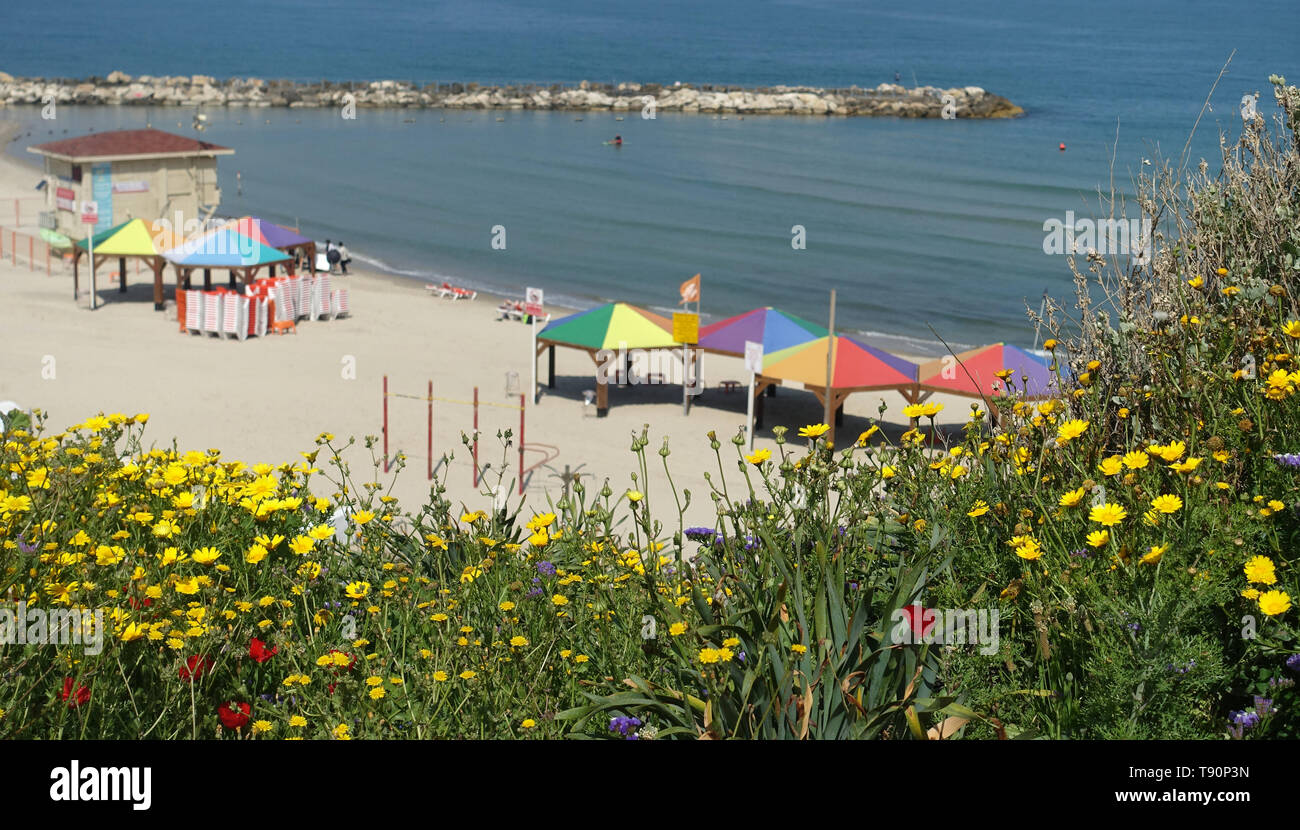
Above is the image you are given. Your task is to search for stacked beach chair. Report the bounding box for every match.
[176,272,351,340]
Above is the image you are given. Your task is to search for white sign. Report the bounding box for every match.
[525,286,544,306]
[80,200,99,225]
[112,180,149,194]
[744,340,764,374]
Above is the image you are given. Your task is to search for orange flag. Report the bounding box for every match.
[679,273,700,305]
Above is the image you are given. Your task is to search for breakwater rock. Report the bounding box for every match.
[0,72,1023,118]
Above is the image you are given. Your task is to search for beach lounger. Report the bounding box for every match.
[222,294,250,341]
[273,281,297,326]
[330,287,351,319]
[184,289,204,335]
[202,291,224,336]
[452,286,477,300]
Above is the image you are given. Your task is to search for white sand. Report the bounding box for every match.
[0,141,974,525]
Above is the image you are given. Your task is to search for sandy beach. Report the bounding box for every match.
[0,142,972,524]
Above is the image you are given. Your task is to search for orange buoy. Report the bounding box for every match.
[1059,142,1066,151]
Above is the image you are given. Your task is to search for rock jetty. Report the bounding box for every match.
[0,72,1023,118]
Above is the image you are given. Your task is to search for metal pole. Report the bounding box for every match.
[823,289,836,429]
[518,393,525,496]
[427,379,433,481]
[530,315,538,404]
[89,230,97,311]
[382,375,389,472]
[747,372,756,451]
[472,386,479,488]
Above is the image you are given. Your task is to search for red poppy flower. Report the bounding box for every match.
[218,701,251,730]
[179,654,214,681]
[61,677,91,708]
[248,637,278,664]
[900,605,937,639]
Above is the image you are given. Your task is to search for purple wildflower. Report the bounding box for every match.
[1274,453,1300,468]
[1286,653,1300,673]
[1232,710,1261,729]
[17,538,38,554]
[684,527,716,542]
[537,561,556,577]
[1254,696,1277,718]
[608,715,642,738]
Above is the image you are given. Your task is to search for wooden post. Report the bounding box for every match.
[73,250,79,299]
[596,376,608,417]
[548,345,556,388]
[153,260,165,311]
[203,268,212,290]
[119,256,127,293]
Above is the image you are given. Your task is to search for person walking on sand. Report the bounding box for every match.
[337,242,351,275]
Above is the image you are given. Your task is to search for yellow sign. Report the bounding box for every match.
[672,312,699,344]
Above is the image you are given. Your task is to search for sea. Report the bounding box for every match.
[1,0,1294,355]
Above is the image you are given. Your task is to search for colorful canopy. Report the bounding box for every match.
[916,343,1056,399]
[697,306,827,356]
[220,216,313,250]
[75,218,178,257]
[762,335,918,389]
[164,227,292,268]
[538,302,677,350]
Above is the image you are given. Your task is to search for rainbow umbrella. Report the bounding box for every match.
[538,302,677,350]
[75,218,179,256]
[220,216,313,250]
[164,227,292,268]
[697,306,827,356]
[916,343,1056,399]
[762,335,918,389]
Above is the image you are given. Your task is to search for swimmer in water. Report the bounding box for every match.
[614,134,622,146]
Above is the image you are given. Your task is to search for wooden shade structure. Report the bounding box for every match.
[164,226,293,293]
[73,219,180,311]
[535,302,680,416]
[219,216,317,277]
[755,334,920,444]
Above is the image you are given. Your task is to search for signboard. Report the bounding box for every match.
[672,312,699,345]
[744,340,764,374]
[80,200,99,225]
[90,163,113,233]
[112,180,149,194]
[524,286,544,317]
[56,187,76,211]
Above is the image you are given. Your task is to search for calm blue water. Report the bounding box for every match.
[2,0,1294,352]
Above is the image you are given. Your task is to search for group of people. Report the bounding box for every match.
[323,240,352,275]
